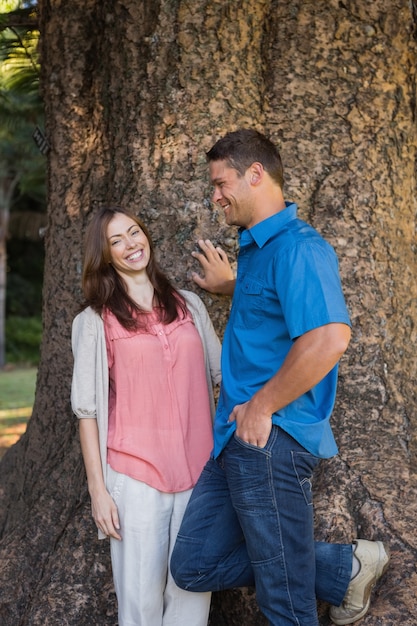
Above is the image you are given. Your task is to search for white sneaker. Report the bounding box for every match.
[329,539,390,625]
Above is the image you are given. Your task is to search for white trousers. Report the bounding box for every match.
[107,465,211,626]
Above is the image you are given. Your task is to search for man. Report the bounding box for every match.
[170,129,389,625]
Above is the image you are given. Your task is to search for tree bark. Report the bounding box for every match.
[1,1,416,624]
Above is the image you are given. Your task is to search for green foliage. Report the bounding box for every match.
[6,272,42,316]
[0,2,21,15]
[1,1,45,368]
[0,0,45,204]
[6,237,44,316]
[6,315,41,364]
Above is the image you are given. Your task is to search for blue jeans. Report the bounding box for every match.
[171,427,352,626]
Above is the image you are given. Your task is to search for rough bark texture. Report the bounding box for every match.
[1,0,416,624]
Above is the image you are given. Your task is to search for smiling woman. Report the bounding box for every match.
[71,205,221,626]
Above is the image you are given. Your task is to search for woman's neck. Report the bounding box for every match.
[125,275,155,311]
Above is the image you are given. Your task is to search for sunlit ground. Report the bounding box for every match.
[0,408,31,459]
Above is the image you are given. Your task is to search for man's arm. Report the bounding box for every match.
[229,322,351,447]
[191,239,236,296]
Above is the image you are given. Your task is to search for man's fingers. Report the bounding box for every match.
[194,241,228,267]
[216,247,228,262]
[191,272,206,288]
[191,250,210,267]
[197,239,221,259]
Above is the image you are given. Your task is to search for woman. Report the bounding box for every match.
[71,206,221,626]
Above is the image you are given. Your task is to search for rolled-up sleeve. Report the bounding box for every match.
[71,312,99,419]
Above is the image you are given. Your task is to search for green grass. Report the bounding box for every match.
[0,367,37,457]
[0,367,37,410]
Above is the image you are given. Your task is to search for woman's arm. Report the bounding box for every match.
[71,311,120,540]
[79,418,121,540]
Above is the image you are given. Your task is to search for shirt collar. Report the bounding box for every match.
[239,202,298,248]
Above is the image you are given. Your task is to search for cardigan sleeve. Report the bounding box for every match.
[180,290,222,421]
[71,308,110,541]
[190,293,221,386]
[180,290,221,382]
[71,310,100,418]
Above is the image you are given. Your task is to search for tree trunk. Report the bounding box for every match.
[1,1,416,624]
[0,173,20,368]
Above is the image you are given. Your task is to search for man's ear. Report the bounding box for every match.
[249,162,264,185]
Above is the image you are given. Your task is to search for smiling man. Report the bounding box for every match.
[170,129,390,626]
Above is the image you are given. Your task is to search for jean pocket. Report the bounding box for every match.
[291,452,319,506]
[233,430,273,453]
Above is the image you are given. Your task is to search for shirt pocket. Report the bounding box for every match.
[233,276,265,329]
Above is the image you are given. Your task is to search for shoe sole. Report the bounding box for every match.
[330,542,390,626]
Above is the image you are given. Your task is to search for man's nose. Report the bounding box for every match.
[212,188,222,204]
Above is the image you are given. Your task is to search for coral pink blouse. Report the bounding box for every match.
[103,307,213,493]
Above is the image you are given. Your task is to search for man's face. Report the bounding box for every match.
[209,160,255,229]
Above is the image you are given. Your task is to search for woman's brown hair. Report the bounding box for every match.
[82,206,187,329]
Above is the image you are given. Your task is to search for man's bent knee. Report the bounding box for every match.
[170,544,211,592]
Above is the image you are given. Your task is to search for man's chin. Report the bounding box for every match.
[225,214,237,227]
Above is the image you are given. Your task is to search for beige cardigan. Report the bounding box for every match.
[71,290,221,539]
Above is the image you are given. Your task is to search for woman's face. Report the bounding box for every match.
[106,213,151,277]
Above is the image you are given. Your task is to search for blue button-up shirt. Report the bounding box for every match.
[213,203,351,459]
